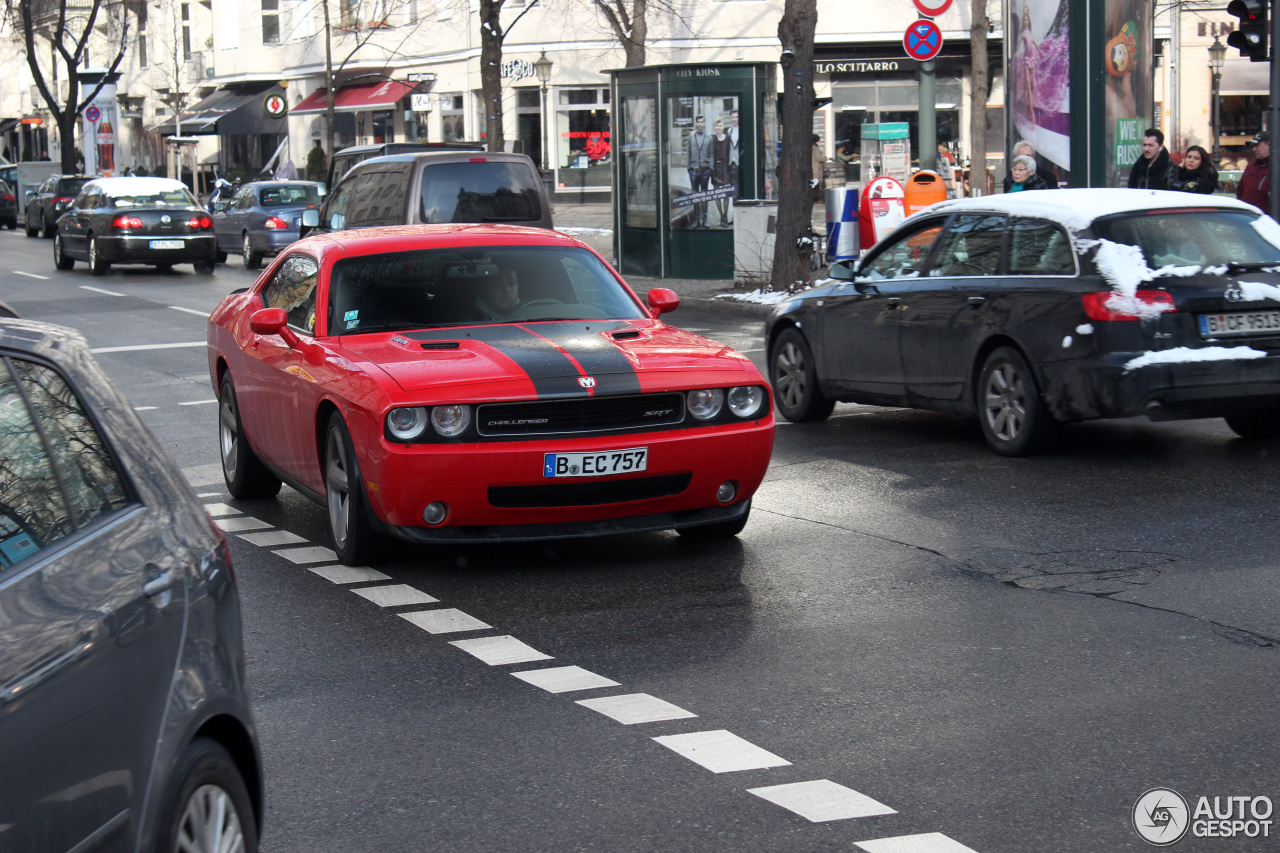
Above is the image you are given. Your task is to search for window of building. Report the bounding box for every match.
[181,2,192,60]
[440,93,465,142]
[139,32,147,68]
[262,0,280,44]
[554,87,611,192]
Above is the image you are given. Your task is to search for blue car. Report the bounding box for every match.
[212,180,323,269]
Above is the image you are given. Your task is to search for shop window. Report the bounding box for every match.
[441,93,465,142]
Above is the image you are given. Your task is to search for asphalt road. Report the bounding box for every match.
[2,227,1278,853]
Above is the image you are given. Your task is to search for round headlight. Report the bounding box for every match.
[687,388,724,421]
[728,386,765,418]
[387,407,428,441]
[431,404,472,437]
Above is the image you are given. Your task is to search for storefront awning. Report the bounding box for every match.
[291,80,417,115]
[0,119,19,135]
[148,83,287,136]
[1221,61,1270,96]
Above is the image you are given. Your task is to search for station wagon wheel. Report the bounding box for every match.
[53,233,74,269]
[1225,411,1280,440]
[242,233,261,270]
[977,346,1053,456]
[325,413,380,565]
[158,738,258,853]
[40,215,54,239]
[88,235,109,276]
[218,374,282,499]
[769,327,834,422]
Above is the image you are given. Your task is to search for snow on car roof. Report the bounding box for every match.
[913,188,1261,232]
[86,176,191,192]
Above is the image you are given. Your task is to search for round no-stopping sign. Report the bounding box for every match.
[913,0,954,16]
[85,106,101,123]
[263,93,288,119]
[903,19,944,62]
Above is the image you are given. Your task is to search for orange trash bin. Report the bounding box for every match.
[903,170,947,217]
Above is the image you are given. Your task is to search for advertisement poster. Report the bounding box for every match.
[668,94,740,230]
[1103,0,1153,186]
[621,96,657,229]
[81,84,120,176]
[1009,0,1070,181]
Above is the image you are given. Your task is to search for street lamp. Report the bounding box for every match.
[533,51,553,173]
[1209,36,1227,164]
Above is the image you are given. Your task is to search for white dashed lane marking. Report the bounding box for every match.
[91,340,205,353]
[652,730,791,773]
[273,545,338,564]
[80,285,124,297]
[450,635,554,665]
[351,584,439,608]
[14,271,50,280]
[179,399,217,406]
[748,780,897,823]
[512,665,620,694]
[216,516,272,532]
[203,503,241,517]
[309,565,390,584]
[854,833,981,853]
[238,529,307,547]
[169,305,209,317]
[576,693,697,725]
[400,608,491,634]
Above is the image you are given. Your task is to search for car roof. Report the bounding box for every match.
[354,151,534,167]
[84,176,192,192]
[243,180,321,188]
[913,188,1261,232]
[292,223,588,261]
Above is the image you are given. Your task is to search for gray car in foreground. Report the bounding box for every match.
[0,319,262,852]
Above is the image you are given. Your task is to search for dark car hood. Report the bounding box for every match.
[339,320,750,397]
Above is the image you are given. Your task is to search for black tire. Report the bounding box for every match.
[193,260,215,275]
[87,235,109,276]
[242,233,261,270]
[215,248,228,264]
[25,217,38,237]
[976,346,1054,456]
[40,215,54,239]
[1226,411,1280,439]
[324,412,380,565]
[157,738,258,853]
[769,327,834,422]
[219,374,282,499]
[676,501,751,540]
[53,233,74,270]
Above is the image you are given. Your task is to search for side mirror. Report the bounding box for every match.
[212,201,227,212]
[647,287,680,316]
[828,261,856,280]
[301,208,320,227]
[250,307,299,347]
[24,189,34,198]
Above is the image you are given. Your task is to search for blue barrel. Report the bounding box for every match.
[825,186,859,263]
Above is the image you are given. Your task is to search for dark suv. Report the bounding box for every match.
[24,174,90,238]
[302,150,552,236]
[328,140,483,185]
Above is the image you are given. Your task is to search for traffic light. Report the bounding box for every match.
[1227,0,1269,62]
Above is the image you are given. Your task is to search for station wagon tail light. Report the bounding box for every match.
[387,406,428,441]
[1,192,13,203]
[111,215,144,229]
[264,216,288,230]
[53,196,73,205]
[187,215,213,230]
[1081,290,1177,321]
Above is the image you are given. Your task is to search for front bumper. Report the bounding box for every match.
[99,233,216,263]
[1040,350,1280,422]
[362,419,775,536]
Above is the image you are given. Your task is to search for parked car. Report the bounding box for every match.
[301,150,552,238]
[212,179,323,269]
[0,160,59,226]
[24,173,90,237]
[0,179,15,229]
[766,189,1280,455]
[54,176,218,275]
[0,317,262,853]
[208,224,774,564]
[328,140,483,185]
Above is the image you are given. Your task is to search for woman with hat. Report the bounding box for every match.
[1237,131,1271,211]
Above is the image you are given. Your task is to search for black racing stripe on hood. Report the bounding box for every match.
[524,322,642,396]
[406,325,588,398]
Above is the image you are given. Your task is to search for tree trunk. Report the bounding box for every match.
[59,79,79,173]
[480,0,505,152]
[968,0,989,196]
[323,0,336,160]
[770,0,818,292]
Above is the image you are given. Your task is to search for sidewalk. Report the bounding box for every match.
[551,201,798,320]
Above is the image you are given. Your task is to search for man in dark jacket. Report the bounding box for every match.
[1237,131,1270,212]
[1127,128,1171,189]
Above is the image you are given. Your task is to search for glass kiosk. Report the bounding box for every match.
[611,63,778,279]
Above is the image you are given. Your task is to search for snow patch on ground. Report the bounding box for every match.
[1123,346,1267,371]
[714,289,793,305]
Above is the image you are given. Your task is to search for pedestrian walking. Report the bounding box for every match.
[1004,155,1050,192]
[1127,128,1171,189]
[1237,131,1271,212]
[1166,145,1218,195]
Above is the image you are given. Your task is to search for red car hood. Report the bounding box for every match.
[338,320,750,396]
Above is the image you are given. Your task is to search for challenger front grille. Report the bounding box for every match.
[477,393,685,437]
[489,474,692,508]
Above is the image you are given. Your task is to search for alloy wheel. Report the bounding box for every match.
[774,340,808,411]
[173,783,246,853]
[326,430,352,548]
[983,361,1027,442]
[219,392,239,482]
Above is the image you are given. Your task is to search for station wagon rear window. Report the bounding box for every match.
[418,162,544,224]
[1093,210,1280,269]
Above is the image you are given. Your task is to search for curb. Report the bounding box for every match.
[680,295,775,320]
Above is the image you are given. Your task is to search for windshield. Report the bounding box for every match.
[418,162,543,224]
[1093,210,1280,268]
[328,245,645,334]
[260,185,322,206]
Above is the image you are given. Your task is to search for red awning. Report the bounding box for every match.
[292,80,417,115]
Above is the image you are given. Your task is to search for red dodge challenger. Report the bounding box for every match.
[207,224,775,564]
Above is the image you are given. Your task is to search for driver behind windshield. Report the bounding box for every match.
[474,267,520,320]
